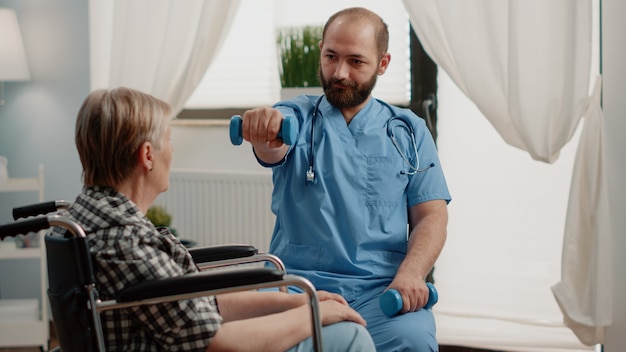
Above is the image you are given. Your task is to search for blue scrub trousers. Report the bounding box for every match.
[285,286,438,352]
[286,321,375,352]
[352,286,438,352]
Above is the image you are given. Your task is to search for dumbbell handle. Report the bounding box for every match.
[229,115,297,145]
[379,283,439,317]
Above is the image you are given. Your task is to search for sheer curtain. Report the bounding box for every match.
[89,0,240,114]
[402,0,609,349]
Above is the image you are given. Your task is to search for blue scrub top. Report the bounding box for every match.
[261,95,451,301]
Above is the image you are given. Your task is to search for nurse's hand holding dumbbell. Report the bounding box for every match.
[230,107,298,165]
[230,107,297,147]
[379,282,438,317]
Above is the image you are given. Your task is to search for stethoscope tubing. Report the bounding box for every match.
[307,96,430,183]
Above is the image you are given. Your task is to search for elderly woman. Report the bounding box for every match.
[52,87,375,352]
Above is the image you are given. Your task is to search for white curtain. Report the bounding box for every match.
[89,0,240,114]
[403,0,610,349]
[552,77,611,346]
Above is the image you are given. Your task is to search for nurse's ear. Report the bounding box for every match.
[378,52,391,76]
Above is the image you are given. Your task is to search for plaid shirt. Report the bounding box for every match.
[51,186,222,351]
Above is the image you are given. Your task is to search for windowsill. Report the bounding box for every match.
[173,107,250,126]
[177,108,248,120]
[172,118,229,127]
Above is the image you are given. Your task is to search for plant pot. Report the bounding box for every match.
[180,239,197,248]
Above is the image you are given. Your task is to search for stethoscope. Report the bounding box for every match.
[306,95,433,183]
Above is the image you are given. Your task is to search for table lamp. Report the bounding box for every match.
[0,8,31,105]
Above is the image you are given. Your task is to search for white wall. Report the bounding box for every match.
[0,0,87,225]
[169,122,263,171]
[0,0,88,307]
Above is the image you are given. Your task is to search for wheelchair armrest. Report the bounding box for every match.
[189,244,258,263]
[116,267,284,302]
[110,268,324,351]
[189,246,287,293]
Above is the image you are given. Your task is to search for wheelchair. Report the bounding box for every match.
[12,200,288,274]
[1,204,324,352]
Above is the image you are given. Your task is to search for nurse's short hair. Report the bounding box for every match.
[75,87,172,187]
[323,7,389,60]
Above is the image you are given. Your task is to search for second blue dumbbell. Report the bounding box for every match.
[379,283,439,317]
[229,115,298,146]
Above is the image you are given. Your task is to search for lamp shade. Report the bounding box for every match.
[0,8,30,81]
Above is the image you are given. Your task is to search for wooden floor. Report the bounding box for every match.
[0,322,57,351]
[0,322,500,352]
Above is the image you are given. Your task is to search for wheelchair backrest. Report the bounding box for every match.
[46,234,99,352]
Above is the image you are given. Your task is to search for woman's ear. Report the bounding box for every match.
[138,141,154,172]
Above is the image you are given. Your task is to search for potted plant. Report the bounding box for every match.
[146,205,196,247]
[277,25,323,99]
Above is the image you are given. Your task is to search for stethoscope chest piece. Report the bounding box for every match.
[306,166,315,183]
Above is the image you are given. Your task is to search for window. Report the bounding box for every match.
[183,0,410,114]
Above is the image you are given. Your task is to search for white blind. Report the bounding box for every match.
[185,0,279,108]
[185,0,410,109]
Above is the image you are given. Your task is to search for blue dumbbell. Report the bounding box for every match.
[229,115,298,146]
[379,283,439,317]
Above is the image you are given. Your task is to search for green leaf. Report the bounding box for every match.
[146,205,172,227]
[277,25,323,88]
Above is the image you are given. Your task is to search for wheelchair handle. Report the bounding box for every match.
[0,217,50,240]
[0,215,87,241]
[12,200,72,220]
[379,282,439,317]
[229,115,298,145]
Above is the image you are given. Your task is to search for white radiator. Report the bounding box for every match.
[154,169,275,252]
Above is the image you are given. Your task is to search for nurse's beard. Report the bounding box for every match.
[319,70,377,109]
